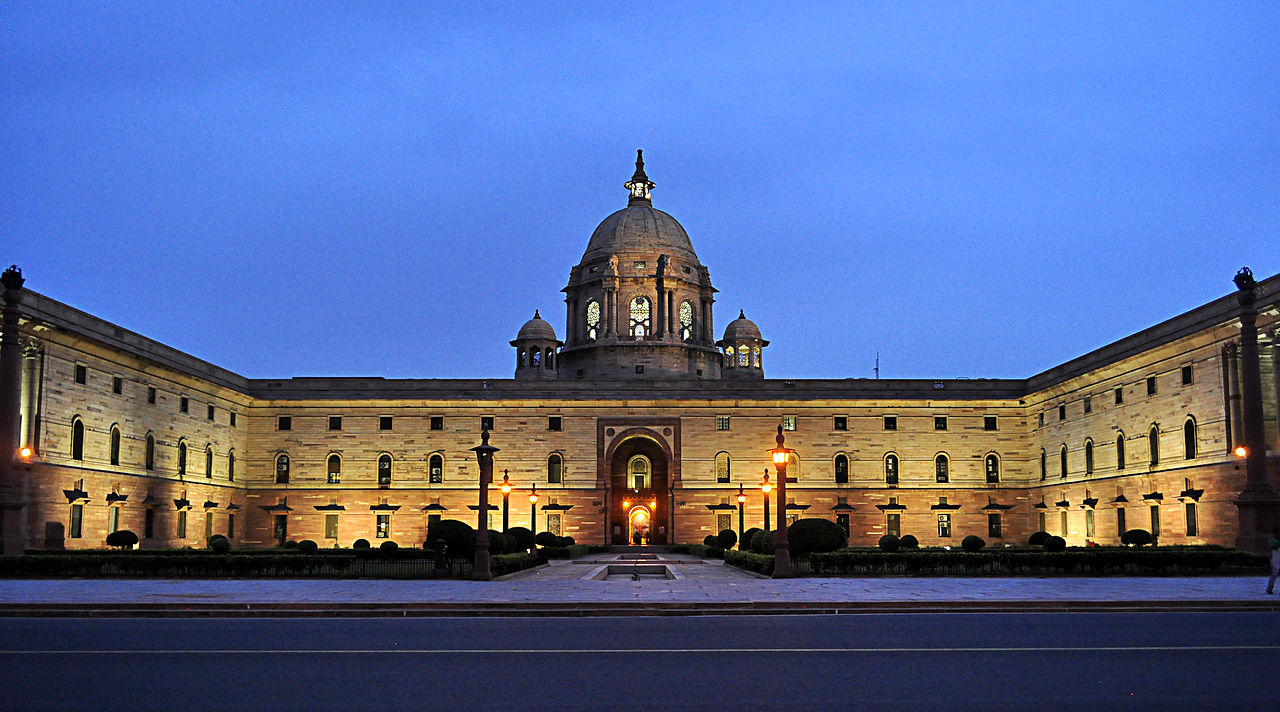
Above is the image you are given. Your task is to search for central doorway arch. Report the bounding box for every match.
[627,505,652,546]
[607,433,670,545]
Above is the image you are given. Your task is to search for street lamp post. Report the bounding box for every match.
[1231,267,1280,553]
[470,428,499,581]
[768,424,794,578]
[736,484,746,550]
[760,470,771,532]
[500,470,512,533]
[528,484,539,556]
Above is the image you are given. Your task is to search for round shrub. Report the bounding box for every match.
[703,534,718,546]
[961,535,985,553]
[561,536,575,546]
[503,533,519,554]
[486,530,507,555]
[787,518,848,555]
[208,534,231,554]
[898,534,919,550]
[1121,529,1155,547]
[352,538,371,550]
[1028,531,1051,546]
[534,531,559,548]
[106,530,138,549]
[741,527,762,551]
[716,529,738,549]
[505,526,535,551]
[379,540,398,552]
[755,530,776,554]
[297,539,318,554]
[283,540,299,549]
[1043,535,1067,552]
[877,534,900,552]
[427,519,476,559]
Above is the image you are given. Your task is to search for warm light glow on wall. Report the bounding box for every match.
[19,447,32,458]
[1234,446,1248,458]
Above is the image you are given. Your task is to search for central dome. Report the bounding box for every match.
[580,205,700,265]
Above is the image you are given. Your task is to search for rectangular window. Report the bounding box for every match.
[836,513,850,536]
[277,416,292,431]
[376,514,390,539]
[933,416,947,431]
[1146,376,1157,396]
[147,386,157,404]
[937,514,952,538]
[1115,387,1124,405]
[74,365,87,384]
[108,507,119,534]
[1150,505,1160,539]
[180,397,189,413]
[1060,510,1068,537]
[782,416,797,431]
[1085,509,1095,538]
[987,513,1002,539]
[548,513,562,536]
[328,416,342,431]
[204,512,213,539]
[1181,365,1193,386]
[983,415,997,431]
[227,513,235,539]
[430,416,444,430]
[1116,507,1126,536]
[715,415,730,431]
[716,513,733,535]
[325,514,339,539]
[379,416,393,431]
[112,376,123,395]
[273,514,287,543]
[833,416,847,431]
[229,412,237,427]
[177,510,187,539]
[548,416,562,432]
[1083,397,1092,414]
[1185,502,1197,536]
[883,416,897,431]
[480,416,494,431]
[1058,404,1066,420]
[1038,511,1047,533]
[207,404,215,421]
[144,508,155,539]
[69,504,83,539]
[886,513,900,537]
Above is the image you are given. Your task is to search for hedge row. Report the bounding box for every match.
[0,552,544,579]
[724,549,774,575]
[540,544,591,560]
[806,547,1265,576]
[687,545,725,559]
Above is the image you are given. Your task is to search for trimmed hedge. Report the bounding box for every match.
[740,528,763,551]
[804,547,1264,577]
[541,544,590,560]
[688,545,725,559]
[724,549,774,575]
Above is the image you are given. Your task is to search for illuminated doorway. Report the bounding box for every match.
[628,506,652,546]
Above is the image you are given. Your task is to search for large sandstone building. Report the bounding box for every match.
[1,152,1277,553]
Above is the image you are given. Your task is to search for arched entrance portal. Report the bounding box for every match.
[608,435,669,545]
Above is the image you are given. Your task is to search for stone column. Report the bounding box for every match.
[667,291,674,336]
[1272,331,1280,448]
[1231,268,1280,554]
[654,277,665,340]
[0,266,27,556]
[20,341,39,452]
[1226,342,1244,448]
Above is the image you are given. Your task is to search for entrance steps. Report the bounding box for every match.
[609,545,668,554]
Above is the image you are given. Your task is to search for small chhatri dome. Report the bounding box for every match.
[516,309,558,341]
[624,149,655,205]
[722,310,762,342]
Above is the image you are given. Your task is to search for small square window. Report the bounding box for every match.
[1181,365,1193,386]
[983,416,997,431]
[548,416,562,432]
[111,376,122,395]
[179,397,189,413]
[883,416,897,431]
[328,416,342,431]
[833,416,847,431]
[632,261,646,270]
[1058,404,1065,420]
[229,412,237,427]
[379,416,393,431]
[207,404,215,421]
[716,415,730,431]
[74,365,87,384]
[635,365,645,374]
[147,386,156,404]
[934,416,947,431]
[1115,387,1124,405]
[480,416,494,431]
[1146,376,1157,396]
[430,416,444,431]
[782,416,797,431]
[277,416,292,431]
[1083,397,1092,414]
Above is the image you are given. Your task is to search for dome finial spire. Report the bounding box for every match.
[625,149,655,205]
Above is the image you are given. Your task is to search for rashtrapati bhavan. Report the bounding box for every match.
[1,152,1278,555]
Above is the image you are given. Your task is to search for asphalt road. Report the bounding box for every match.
[0,612,1274,711]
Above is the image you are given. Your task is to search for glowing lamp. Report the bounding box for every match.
[736,493,746,504]
[528,492,539,505]
[19,447,32,459]
[622,500,631,509]
[1234,446,1248,458]
[649,500,657,509]
[500,472,512,495]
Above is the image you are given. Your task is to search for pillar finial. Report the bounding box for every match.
[625,149,655,204]
[1,265,23,292]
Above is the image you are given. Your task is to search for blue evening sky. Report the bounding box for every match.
[3,2,1277,380]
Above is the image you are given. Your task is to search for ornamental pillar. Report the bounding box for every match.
[1231,268,1280,554]
[0,265,27,556]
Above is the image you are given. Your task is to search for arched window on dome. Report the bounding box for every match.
[545,348,554,369]
[629,296,650,339]
[723,347,733,367]
[753,346,761,368]
[679,300,694,341]
[737,345,749,367]
[586,300,601,341]
[531,350,541,367]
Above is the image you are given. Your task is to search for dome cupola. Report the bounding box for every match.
[717,310,768,378]
[510,310,562,380]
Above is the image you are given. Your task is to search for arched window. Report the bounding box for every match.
[1084,440,1094,475]
[629,455,651,489]
[531,350,541,367]
[1116,433,1126,470]
[586,299,601,340]
[723,347,733,367]
[1059,445,1068,479]
[737,345,749,367]
[71,418,85,461]
[985,454,1000,483]
[629,296,650,338]
[715,452,731,483]
[429,453,443,483]
[885,453,899,484]
[547,453,562,484]
[545,348,554,369]
[109,425,121,466]
[275,453,290,484]
[935,454,949,483]
[1183,418,1197,459]
[205,445,214,479]
[753,346,761,367]
[1149,424,1160,466]
[145,433,155,470]
[377,454,392,486]
[834,454,849,484]
[1039,449,1046,481]
[227,450,235,482]
[327,454,341,484]
[177,440,187,476]
[679,300,693,340]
